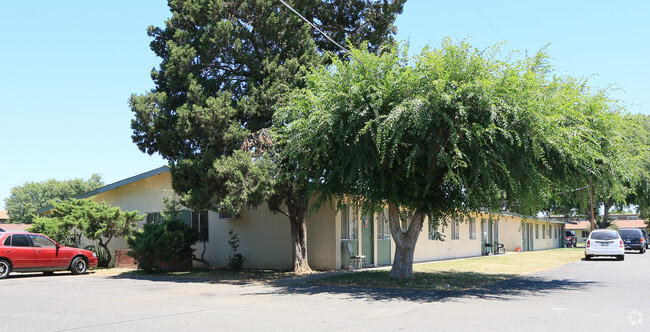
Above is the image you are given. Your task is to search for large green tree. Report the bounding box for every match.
[278,41,619,278]
[130,0,405,273]
[4,175,103,224]
[537,91,649,229]
[30,199,143,267]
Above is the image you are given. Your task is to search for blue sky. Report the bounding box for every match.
[1,1,648,207]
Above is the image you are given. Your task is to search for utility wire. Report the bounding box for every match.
[365,0,391,25]
[278,0,376,74]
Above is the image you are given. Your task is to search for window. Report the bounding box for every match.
[29,235,56,247]
[219,212,233,219]
[469,218,476,240]
[6,234,31,247]
[378,209,390,240]
[542,225,546,239]
[190,211,209,242]
[548,224,552,238]
[148,210,209,241]
[581,230,590,238]
[401,214,411,232]
[494,219,499,242]
[340,206,358,240]
[535,224,539,239]
[146,212,162,224]
[451,219,460,240]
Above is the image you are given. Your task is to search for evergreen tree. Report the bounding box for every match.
[130,0,405,273]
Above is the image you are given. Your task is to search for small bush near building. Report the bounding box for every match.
[228,229,245,270]
[127,218,199,273]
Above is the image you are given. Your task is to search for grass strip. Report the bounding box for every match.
[311,248,584,291]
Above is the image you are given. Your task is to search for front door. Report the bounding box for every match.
[488,220,494,244]
[527,224,534,251]
[376,210,391,265]
[362,213,374,266]
[481,218,488,255]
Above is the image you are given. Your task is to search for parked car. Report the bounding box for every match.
[565,230,577,247]
[640,229,649,249]
[618,228,646,254]
[585,229,624,261]
[0,232,98,279]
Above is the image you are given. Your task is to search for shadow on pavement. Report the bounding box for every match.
[264,275,597,303]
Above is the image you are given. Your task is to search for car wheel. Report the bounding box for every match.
[70,257,88,275]
[0,259,11,279]
[617,255,625,261]
[585,254,591,260]
[640,248,645,254]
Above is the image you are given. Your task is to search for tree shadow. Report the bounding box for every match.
[108,269,295,286]
[262,274,597,303]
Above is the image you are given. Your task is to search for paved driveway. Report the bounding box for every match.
[1,250,649,331]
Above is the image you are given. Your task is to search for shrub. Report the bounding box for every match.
[228,229,245,270]
[84,243,112,268]
[28,216,82,247]
[127,218,199,273]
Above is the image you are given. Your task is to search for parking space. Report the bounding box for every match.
[1,250,649,331]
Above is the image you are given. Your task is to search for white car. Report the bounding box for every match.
[585,229,624,261]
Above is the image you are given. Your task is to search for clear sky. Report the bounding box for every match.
[1,1,648,207]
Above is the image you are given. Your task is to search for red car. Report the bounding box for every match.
[0,232,98,279]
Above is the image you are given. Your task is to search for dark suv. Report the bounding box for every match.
[618,228,646,253]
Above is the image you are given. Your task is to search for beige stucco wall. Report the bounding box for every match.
[76,168,566,270]
[84,171,173,252]
[83,171,339,271]
[497,215,524,252]
[527,219,564,250]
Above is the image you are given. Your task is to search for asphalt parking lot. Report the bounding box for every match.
[1,249,649,331]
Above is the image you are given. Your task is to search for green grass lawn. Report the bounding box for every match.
[310,248,584,291]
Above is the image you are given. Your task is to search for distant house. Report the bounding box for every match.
[566,218,649,243]
[38,166,568,270]
[0,211,8,223]
[0,223,31,232]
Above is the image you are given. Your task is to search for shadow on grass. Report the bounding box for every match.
[108,269,296,286]
[265,271,597,303]
[104,269,596,304]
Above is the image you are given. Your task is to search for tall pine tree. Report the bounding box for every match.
[130,0,405,273]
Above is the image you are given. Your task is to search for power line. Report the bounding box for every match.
[278,0,375,74]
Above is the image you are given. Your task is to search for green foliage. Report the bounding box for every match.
[278,41,558,219]
[130,0,405,214]
[4,174,103,224]
[127,193,199,273]
[130,0,405,272]
[278,39,641,277]
[33,199,143,267]
[84,243,111,268]
[28,216,82,247]
[227,229,245,271]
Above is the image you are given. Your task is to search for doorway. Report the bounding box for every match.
[361,213,374,266]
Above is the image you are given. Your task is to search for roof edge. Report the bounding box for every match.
[37,166,170,214]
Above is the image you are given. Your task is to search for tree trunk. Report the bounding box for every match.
[589,178,596,231]
[601,200,613,229]
[97,237,112,268]
[387,204,424,279]
[287,200,312,274]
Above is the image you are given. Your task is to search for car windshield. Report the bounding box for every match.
[590,231,619,240]
[619,229,640,238]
